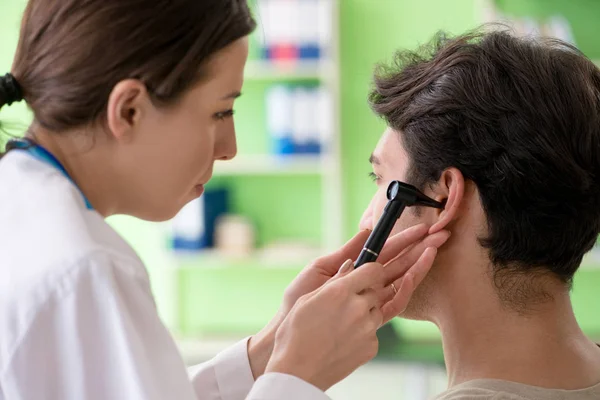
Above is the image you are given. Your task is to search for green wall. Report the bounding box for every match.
[1,0,599,339]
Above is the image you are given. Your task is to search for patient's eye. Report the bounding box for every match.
[368,172,381,183]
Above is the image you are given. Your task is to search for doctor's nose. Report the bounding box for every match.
[215,124,238,161]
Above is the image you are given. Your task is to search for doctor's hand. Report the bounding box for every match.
[280,223,448,317]
[264,262,387,391]
[247,223,450,378]
[264,244,441,392]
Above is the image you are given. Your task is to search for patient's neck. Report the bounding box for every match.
[433,268,600,390]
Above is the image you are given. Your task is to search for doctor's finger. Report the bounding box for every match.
[342,262,386,293]
[376,224,429,264]
[381,247,437,323]
[381,274,414,323]
[312,229,371,275]
[383,230,449,284]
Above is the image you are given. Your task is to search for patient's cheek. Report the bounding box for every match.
[390,220,407,237]
[360,190,407,231]
[390,210,422,237]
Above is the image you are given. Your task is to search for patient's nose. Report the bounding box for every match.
[359,206,374,231]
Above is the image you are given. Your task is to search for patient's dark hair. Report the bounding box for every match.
[369,26,600,309]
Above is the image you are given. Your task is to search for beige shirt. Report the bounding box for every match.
[434,379,600,400]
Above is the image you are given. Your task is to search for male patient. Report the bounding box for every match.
[361,28,600,399]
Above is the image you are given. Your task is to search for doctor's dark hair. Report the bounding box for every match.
[0,0,256,155]
[370,27,600,310]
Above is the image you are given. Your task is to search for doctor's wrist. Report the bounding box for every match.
[248,313,283,379]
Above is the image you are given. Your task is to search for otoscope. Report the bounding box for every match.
[354,181,445,268]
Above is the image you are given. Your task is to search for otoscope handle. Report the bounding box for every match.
[354,201,406,268]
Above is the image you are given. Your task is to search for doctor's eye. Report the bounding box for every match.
[214,109,235,121]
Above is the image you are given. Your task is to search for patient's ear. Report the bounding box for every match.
[429,168,464,234]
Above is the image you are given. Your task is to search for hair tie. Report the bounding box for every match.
[0,73,24,106]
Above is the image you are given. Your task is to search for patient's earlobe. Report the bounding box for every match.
[429,168,465,234]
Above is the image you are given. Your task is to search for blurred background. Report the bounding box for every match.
[1,0,599,398]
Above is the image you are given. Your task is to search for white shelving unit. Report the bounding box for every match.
[320,0,344,251]
[215,0,344,253]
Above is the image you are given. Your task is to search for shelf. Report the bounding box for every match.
[212,154,329,176]
[244,59,335,81]
[169,244,321,270]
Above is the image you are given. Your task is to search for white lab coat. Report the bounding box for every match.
[0,151,328,400]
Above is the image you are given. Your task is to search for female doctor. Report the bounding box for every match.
[0,0,450,399]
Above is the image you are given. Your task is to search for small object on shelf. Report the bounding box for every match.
[170,187,229,252]
[266,84,295,155]
[214,214,256,258]
[267,83,331,156]
[292,86,320,155]
[315,85,334,153]
[257,0,332,62]
[298,0,321,60]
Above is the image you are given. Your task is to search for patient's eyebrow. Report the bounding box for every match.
[369,154,381,165]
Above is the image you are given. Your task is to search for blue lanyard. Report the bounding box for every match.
[8,139,94,210]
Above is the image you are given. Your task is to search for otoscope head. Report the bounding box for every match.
[354,180,445,268]
[387,181,445,209]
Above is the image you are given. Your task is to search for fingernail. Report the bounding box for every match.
[337,259,354,275]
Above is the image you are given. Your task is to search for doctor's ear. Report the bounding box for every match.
[429,167,465,234]
[106,79,150,141]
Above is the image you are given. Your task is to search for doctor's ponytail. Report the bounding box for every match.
[0,73,24,159]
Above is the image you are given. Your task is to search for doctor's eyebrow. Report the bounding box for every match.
[221,91,242,100]
[369,154,381,165]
